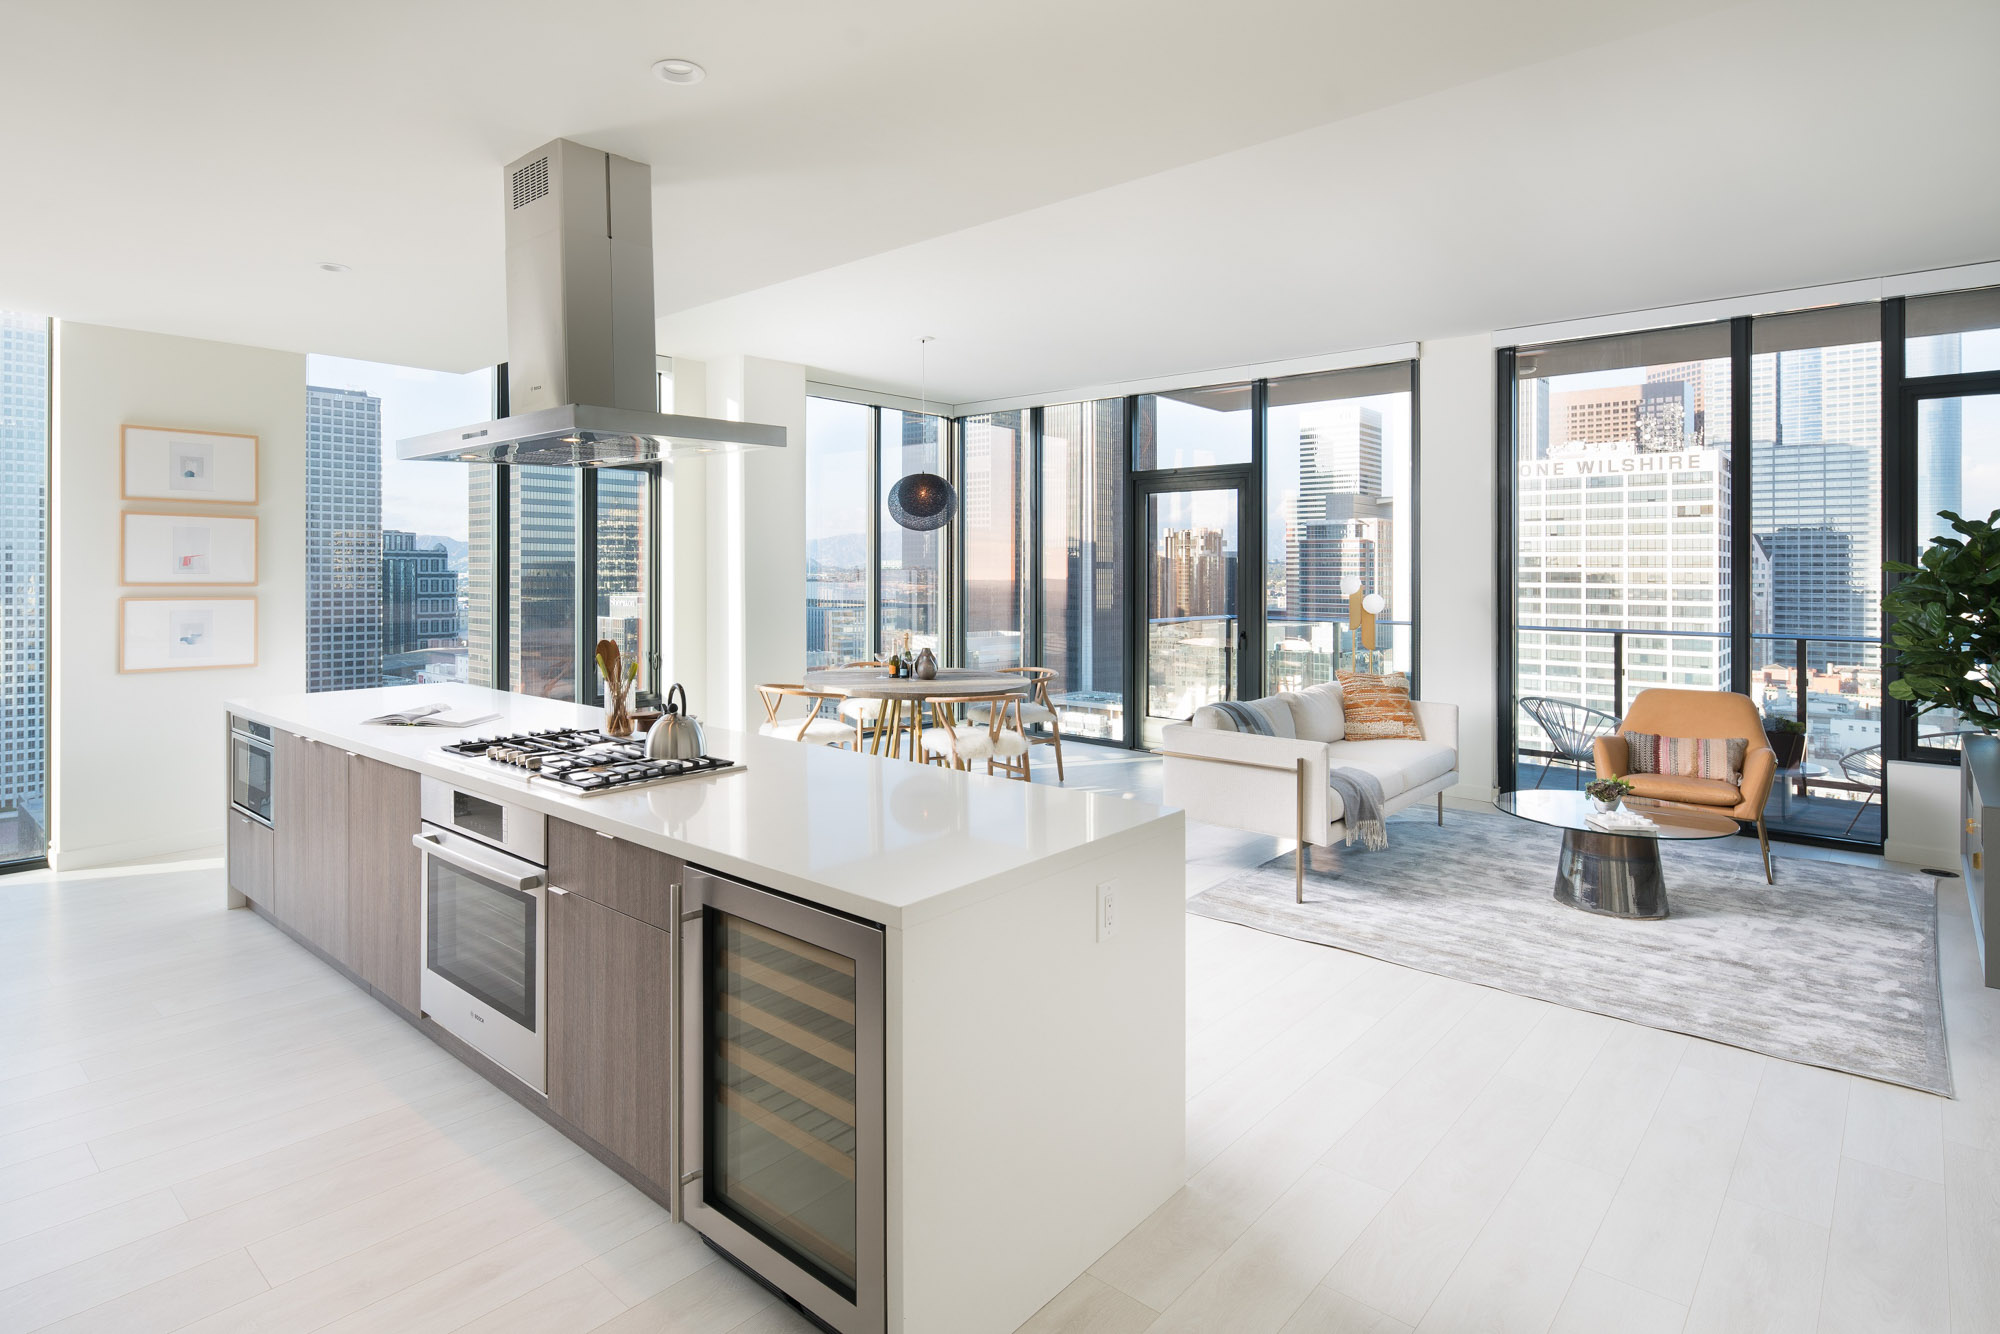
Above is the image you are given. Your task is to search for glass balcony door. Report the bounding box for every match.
[1136,480,1251,748]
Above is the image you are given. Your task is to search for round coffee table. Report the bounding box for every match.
[1493,790,1740,920]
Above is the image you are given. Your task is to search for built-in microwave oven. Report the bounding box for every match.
[414,778,549,1093]
[229,715,274,827]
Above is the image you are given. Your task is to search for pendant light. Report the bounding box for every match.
[887,336,957,532]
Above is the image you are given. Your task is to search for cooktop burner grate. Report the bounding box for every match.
[439,728,736,795]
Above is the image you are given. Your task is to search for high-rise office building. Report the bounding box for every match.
[508,466,580,698]
[1517,366,1731,720]
[1552,385,1641,450]
[1152,527,1227,620]
[1043,400,1125,739]
[467,465,495,686]
[0,312,48,859]
[1913,334,1964,546]
[1298,404,1383,520]
[1287,518,1384,622]
[306,385,383,691]
[381,530,463,683]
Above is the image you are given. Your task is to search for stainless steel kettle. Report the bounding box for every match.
[645,683,707,761]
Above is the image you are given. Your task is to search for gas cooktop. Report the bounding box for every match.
[438,728,736,795]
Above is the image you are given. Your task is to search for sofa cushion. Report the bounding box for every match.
[1190,696,1296,737]
[1327,738,1457,802]
[1337,670,1423,740]
[1624,772,1742,807]
[1281,682,1346,743]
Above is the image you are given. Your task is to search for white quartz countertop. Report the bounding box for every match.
[225,684,1181,929]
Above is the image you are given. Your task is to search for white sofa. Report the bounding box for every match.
[1161,681,1459,901]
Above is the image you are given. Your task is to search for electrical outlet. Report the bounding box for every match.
[1096,880,1118,942]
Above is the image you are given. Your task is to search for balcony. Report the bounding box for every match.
[1515,624,1886,845]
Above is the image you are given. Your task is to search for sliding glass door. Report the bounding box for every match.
[0,312,47,869]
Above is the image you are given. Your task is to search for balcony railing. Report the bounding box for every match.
[1514,623,1885,842]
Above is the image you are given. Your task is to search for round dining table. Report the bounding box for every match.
[811,667,1032,760]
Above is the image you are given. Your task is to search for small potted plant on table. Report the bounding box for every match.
[1585,777,1632,814]
[1764,715,1807,769]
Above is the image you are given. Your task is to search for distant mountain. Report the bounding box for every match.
[415,535,469,573]
[808,532,869,570]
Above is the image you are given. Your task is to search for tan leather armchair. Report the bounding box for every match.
[1594,688,1777,883]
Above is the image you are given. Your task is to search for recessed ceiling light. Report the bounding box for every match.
[651,58,705,85]
[316,261,350,273]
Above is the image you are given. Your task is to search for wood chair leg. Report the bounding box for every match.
[1758,817,1773,884]
[1050,727,1065,781]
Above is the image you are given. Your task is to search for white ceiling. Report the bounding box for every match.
[4,0,1726,375]
[658,0,2000,404]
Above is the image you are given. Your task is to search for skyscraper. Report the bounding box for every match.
[1152,527,1227,620]
[381,530,463,683]
[0,312,48,860]
[1298,404,1383,521]
[305,385,383,691]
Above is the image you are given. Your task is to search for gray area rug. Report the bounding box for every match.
[1189,809,1951,1096]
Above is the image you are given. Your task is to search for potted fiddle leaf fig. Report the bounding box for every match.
[1763,715,1807,769]
[1883,509,2000,738]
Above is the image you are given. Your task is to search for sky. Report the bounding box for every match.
[305,353,494,539]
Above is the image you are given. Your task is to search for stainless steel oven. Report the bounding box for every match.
[680,866,886,1334]
[415,777,549,1093]
[229,715,274,826]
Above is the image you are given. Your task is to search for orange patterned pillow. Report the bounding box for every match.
[1336,670,1423,740]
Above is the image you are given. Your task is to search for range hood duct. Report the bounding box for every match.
[399,139,784,466]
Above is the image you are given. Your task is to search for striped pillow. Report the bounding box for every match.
[1336,670,1423,740]
[1624,732,1746,785]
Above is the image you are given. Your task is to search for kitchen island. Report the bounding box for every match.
[223,683,1185,1334]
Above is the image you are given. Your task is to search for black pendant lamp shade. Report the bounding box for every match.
[888,471,957,531]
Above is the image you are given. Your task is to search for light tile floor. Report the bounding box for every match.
[1,750,1994,1332]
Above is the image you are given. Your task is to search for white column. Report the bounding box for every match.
[1418,333,1499,802]
[662,357,707,708]
[702,356,808,732]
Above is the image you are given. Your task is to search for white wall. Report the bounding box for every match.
[51,323,305,869]
[1418,334,1499,803]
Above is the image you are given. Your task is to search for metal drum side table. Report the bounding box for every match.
[1495,790,1741,920]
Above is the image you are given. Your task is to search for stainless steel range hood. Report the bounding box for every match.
[399,139,785,466]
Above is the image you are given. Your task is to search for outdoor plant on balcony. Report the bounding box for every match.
[1764,716,1806,735]
[1883,508,2000,735]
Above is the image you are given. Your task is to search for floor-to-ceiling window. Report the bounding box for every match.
[595,467,650,680]
[1508,323,1738,795]
[510,465,580,698]
[879,408,948,658]
[1041,399,1126,740]
[805,397,873,670]
[1900,286,2000,759]
[1265,363,1415,688]
[304,355,494,691]
[1748,307,1883,838]
[1501,290,2000,846]
[0,311,48,869]
[961,410,1027,669]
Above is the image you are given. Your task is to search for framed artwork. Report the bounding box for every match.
[119,597,258,673]
[121,425,259,504]
[121,512,258,585]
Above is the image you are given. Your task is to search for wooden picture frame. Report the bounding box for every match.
[119,596,258,673]
[121,511,258,586]
[121,425,259,505]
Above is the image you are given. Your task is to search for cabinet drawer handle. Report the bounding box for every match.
[548,886,569,896]
[595,830,617,841]
[345,750,359,759]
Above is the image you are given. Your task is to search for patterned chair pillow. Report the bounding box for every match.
[1336,670,1423,740]
[1624,732,1747,785]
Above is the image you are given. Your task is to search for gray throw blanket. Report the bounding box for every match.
[1210,700,1388,851]
[1210,699,1272,734]
[1328,766,1389,851]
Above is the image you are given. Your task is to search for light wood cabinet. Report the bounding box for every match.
[270,730,311,927]
[347,754,422,1014]
[227,809,273,908]
[548,818,680,930]
[293,736,353,967]
[547,888,675,1191]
